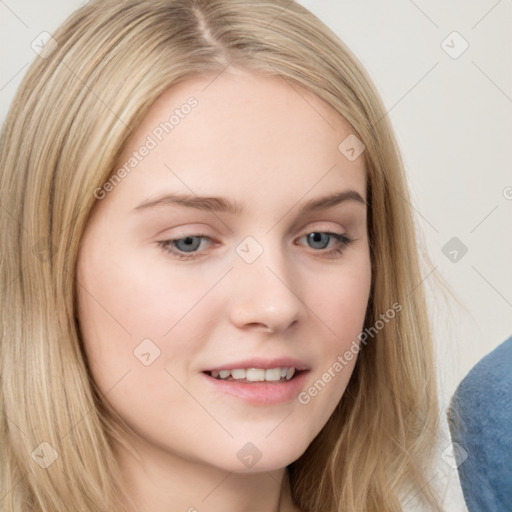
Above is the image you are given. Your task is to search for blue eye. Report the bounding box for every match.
[170,235,203,253]
[157,235,209,259]
[157,231,353,260]
[300,232,353,257]
[305,232,338,250]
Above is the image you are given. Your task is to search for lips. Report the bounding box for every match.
[201,367,310,405]
[200,357,310,404]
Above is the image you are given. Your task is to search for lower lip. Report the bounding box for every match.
[201,371,310,405]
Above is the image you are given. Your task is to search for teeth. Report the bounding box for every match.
[265,368,282,381]
[246,368,265,381]
[231,369,246,379]
[209,367,297,382]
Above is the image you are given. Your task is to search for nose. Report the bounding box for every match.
[228,241,306,333]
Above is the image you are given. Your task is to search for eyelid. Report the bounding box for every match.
[153,223,216,238]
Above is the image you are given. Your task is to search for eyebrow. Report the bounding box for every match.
[131,189,366,215]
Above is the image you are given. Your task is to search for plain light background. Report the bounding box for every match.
[1,1,511,510]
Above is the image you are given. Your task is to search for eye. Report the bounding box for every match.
[157,231,354,261]
[172,236,203,253]
[297,231,354,257]
[157,234,212,260]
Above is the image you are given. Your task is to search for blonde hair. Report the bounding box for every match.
[0,1,441,510]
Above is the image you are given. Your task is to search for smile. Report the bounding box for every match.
[206,367,296,382]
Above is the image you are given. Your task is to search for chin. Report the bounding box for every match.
[211,442,306,474]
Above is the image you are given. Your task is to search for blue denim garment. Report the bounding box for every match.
[448,334,512,511]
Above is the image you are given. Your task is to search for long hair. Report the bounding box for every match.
[0,1,441,510]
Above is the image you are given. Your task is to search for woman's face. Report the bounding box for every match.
[76,70,371,473]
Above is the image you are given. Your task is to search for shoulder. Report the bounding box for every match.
[448,334,512,511]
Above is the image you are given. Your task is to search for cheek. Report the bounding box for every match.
[311,260,372,343]
[75,248,222,382]
[294,263,371,434]
[75,257,210,439]
[77,244,209,333]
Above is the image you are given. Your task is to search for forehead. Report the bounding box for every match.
[111,70,366,209]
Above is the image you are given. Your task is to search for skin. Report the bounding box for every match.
[76,69,371,512]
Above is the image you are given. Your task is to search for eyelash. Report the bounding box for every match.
[156,231,354,261]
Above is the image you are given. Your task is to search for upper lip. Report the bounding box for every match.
[203,357,310,372]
